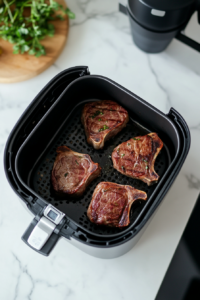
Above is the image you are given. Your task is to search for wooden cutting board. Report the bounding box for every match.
[0,0,69,83]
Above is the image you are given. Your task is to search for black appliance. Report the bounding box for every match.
[119,0,200,53]
[4,66,190,257]
[155,193,200,300]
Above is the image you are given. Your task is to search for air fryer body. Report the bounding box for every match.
[68,226,145,259]
[127,9,182,53]
[4,67,191,257]
[128,0,196,32]
[120,0,199,53]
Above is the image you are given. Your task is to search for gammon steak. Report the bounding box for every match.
[87,182,147,227]
[112,133,163,186]
[51,146,101,196]
[81,100,129,149]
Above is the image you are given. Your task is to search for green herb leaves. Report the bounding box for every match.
[142,158,149,170]
[90,110,100,118]
[65,8,75,19]
[99,125,109,132]
[90,110,104,119]
[0,1,75,57]
[132,137,140,141]
[64,172,68,177]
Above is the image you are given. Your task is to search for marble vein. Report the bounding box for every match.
[12,252,35,300]
[190,123,200,130]
[185,174,200,190]
[147,55,172,111]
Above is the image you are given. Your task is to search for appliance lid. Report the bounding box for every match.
[139,0,196,11]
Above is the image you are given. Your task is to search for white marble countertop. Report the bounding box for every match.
[1,1,200,299]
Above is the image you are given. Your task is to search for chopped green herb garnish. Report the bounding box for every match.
[127,143,130,146]
[117,148,120,152]
[0,1,75,57]
[121,166,125,170]
[143,159,148,163]
[64,173,68,177]
[99,125,109,132]
[98,118,102,121]
[121,154,125,157]
[132,137,140,141]
[75,160,79,165]
[145,166,148,169]
[91,110,101,119]
[100,112,104,115]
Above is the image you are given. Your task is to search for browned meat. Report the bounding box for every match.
[87,182,147,227]
[112,133,163,186]
[51,146,101,196]
[81,100,129,150]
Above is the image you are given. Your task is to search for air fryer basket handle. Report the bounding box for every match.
[21,205,68,256]
[21,217,60,256]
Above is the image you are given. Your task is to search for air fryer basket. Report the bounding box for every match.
[15,75,180,239]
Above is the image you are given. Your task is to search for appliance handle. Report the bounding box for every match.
[119,2,127,15]
[175,32,200,52]
[177,0,200,52]
[21,205,69,256]
[21,217,61,256]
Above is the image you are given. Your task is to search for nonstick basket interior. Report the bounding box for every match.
[30,101,170,237]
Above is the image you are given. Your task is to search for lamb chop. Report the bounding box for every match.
[81,100,129,150]
[87,182,147,227]
[112,133,163,186]
[51,146,101,196]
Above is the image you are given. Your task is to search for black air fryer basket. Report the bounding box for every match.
[4,66,190,258]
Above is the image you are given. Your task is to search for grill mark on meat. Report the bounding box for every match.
[51,146,101,197]
[87,182,147,227]
[112,133,163,186]
[81,100,129,149]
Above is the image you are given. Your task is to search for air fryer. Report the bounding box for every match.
[119,0,200,53]
[4,67,190,257]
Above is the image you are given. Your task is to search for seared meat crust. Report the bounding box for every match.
[87,182,147,227]
[112,133,163,186]
[51,146,101,197]
[81,100,129,149]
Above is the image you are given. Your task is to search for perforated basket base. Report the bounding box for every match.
[31,101,170,237]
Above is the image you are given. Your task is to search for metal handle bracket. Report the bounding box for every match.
[22,204,66,256]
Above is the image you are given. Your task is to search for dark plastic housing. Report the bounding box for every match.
[119,0,200,53]
[128,0,196,32]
